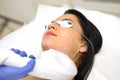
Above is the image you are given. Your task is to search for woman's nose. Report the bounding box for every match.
[46,23,57,30]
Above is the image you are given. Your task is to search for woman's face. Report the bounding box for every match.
[42,14,87,63]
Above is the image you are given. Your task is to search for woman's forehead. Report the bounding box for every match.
[56,14,78,21]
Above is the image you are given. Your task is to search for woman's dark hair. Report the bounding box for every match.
[64,9,103,80]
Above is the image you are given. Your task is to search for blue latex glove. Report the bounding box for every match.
[11,48,36,59]
[0,48,36,80]
[0,59,35,80]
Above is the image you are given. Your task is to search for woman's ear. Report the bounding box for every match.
[79,43,87,53]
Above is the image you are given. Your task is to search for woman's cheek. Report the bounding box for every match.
[59,31,76,48]
[60,30,71,40]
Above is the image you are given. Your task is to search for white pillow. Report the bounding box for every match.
[0,4,70,58]
[0,20,44,58]
[0,4,120,80]
[74,8,120,80]
[74,7,120,80]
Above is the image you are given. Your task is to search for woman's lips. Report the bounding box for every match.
[46,31,57,36]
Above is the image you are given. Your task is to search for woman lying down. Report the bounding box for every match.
[0,9,102,80]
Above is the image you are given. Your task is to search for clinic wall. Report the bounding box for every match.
[0,0,71,23]
[0,0,37,23]
[35,0,120,18]
[34,0,70,6]
[71,0,120,17]
[0,0,120,23]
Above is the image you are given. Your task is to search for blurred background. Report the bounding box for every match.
[0,0,120,39]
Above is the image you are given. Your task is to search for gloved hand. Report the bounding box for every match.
[0,48,36,80]
[10,48,36,59]
[0,59,35,80]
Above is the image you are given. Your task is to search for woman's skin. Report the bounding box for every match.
[42,14,87,66]
[22,14,88,80]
